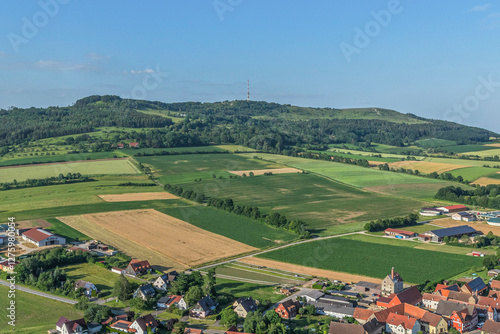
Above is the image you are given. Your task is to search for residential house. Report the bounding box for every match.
[353,308,376,324]
[462,277,487,295]
[152,271,178,290]
[185,329,204,334]
[381,267,404,296]
[129,314,158,334]
[157,295,187,310]
[384,228,418,239]
[435,300,478,333]
[125,259,152,276]
[481,319,500,334]
[189,295,217,318]
[489,269,500,277]
[101,314,130,327]
[447,291,478,305]
[275,299,301,319]
[422,293,447,311]
[224,325,254,334]
[434,283,461,297]
[478,296,500,321]
[355,281,382,296]
[0,260,18,273]
[21,228,66,247]
[129,142,140,148]
[74,280,98,298]
[328,320,383,334]
[377,286,422,308]
[133,284,156,301]
[56,317,88,334]
[233,297,258,318]
[385,312,421,334]
[491,280,500,292]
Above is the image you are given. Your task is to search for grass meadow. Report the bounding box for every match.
[0,284,83,333]
[215,278,283,303]
[449,166,500,181]
[257,236,482,284]
[137,153,284,184]
[0,151,126,167]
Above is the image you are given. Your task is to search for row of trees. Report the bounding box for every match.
[0,173,93,191]
[364,213,420,232]
[435,185,500,209]
[378,164,471,184]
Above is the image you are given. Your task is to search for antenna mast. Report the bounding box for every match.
[247,80,250,102]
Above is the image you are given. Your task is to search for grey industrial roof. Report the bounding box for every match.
[429,225,476,238]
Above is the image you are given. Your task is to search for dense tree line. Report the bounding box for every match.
[434,185,500,209]
[364,213,419,232]
[0,173,93,191]
[2,95,497,151]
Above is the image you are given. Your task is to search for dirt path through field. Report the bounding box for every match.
[228,168,301,176]
[98,192,178,202]
[239,257,381,284]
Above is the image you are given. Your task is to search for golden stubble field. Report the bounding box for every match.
[471,177,500,186]
[387,160,468,174]
[228,167,301,176]
[59,209,257,269]
[97,192,179,202]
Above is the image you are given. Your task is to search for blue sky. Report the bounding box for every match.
[1,0,499,132]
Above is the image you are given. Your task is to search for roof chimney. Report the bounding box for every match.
[391,267,394,279]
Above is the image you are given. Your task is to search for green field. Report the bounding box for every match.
[64,263,134,297]
[215,278,283,303]
[45,218,91,242]
[180,173,423,232]
[449,166,500,181]
[137,153,284,184]
[416,138,457,148]
[0,152,126,167]
[158,205,296,248]
[257,236,482,284]
[444,145,499,153]
[464,148,500,157]
[0,159,140,183]
[122,146,228,156]
[0,284,83,333]
[0,175,164,218]
[310,150,402,163]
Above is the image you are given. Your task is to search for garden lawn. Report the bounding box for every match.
[257,237,482,284]
[0,284,83,333]
[215,278,283,303]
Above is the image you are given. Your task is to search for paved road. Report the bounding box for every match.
[0,279,77,304]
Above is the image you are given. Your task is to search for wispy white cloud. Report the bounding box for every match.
[35,60,97,72]
[469,3,491,12]
[127,68,155,75]
[87,52,110,61]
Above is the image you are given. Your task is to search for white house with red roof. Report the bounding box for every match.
[125,259,152,276]
[22,228,66,247]
[55,316,88,334]
[385,312,421,334]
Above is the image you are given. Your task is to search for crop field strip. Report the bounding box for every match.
[386,161,469,174]
[256,236,482,284]
[76,209,257,267]
[472,177,500,186]
[98,192,179,202]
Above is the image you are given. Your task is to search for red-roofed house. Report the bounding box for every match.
[21,228,66,247]
[125,259,152,276]
[491,280,500,291]
[185,329,204,334]
[275,300,301,319]
[422,293,448,311]
[384,228,418,239]
[353,308,376,324]
[450,308,477,333]
[385,312,420,333]
[129,142,140,148]
[56,316,88,334]
[224,325,253,334]
[388,286,422,307]
[117,143,125,149]
[434,283,460,297]
[130,314,158,334]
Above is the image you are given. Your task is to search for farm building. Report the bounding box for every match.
[471,251,484,257]
[384,228,417,239]
[417,225,477,243]
[21,228,66,247]
[355,281,382,295]
[419,208,443,217]
[111,267,125,275]
[303,290,325,302]
[437,205,469,213]
[461,277,487,294]
[313,302,355,319]
[451,212,476,222]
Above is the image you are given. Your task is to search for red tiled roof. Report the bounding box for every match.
[491,280,500,291]
[22,228,53,242]
[442,205,468,210]
[385,228,416,236]
[353,308,375,321]
[386,312,417,330]
[128,259,151,272]
[423,293,447,303]
[185,328,204,334]
[391,286,422,306]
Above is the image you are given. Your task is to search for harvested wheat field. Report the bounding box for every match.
[73,209,256,267]
[98,192,178,202]
[15,219,52,229]
[57,215,181,270]
[228,168,301,176]
[471,177,500,186]
[387,161,468,174]
[486,143,500,147]
[432,218,500,236]
[240,257,381,284]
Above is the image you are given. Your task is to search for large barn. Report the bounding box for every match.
[418,225,477,243]
[21,228,66,247]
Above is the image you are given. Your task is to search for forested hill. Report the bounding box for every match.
[0,95,497,149]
